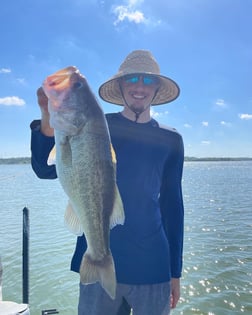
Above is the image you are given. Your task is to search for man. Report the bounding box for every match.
[30,50,184,315]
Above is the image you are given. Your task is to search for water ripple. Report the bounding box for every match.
[1,162,252,315]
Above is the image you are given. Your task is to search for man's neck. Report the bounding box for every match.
[121,107,151,123]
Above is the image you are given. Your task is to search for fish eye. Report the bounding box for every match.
[73,82,83,89]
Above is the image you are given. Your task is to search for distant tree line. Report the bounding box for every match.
[0,156,252,165]
[184,157,252,162]
[0,157,31,164]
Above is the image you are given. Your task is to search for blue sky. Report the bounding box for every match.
[0,0,251,158]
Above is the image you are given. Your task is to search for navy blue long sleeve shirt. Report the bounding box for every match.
[30,112,184,284]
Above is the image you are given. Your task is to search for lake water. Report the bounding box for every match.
[0,161,251,315]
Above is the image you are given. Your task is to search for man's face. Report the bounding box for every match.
[119,74,160,113]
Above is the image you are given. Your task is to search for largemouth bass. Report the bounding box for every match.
[42,66,124,299]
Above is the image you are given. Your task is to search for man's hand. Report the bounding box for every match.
[37,87,49,113]
[36,87,54,137]
[170,278,180,309]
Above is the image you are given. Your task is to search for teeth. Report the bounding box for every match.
[133,94,145,99]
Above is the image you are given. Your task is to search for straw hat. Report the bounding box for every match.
[98,50,180,106]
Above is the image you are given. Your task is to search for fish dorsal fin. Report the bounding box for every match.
[64,201,83,236]
[110,185,125,229]
[47,145,57,165]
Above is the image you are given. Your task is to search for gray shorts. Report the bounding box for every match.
[78,281,171,315]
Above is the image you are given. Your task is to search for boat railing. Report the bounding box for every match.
[0,207,59,315]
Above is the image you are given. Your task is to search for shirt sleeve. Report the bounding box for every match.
[159,133,184,278]
[30,120,57,179]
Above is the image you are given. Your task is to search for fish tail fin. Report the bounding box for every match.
[79,252,116,299]
[110,185,125,229]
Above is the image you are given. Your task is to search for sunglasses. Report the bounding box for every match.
[122,74,160,86]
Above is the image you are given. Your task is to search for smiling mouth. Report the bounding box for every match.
[131,94,146,100]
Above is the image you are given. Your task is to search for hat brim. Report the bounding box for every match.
[99,73,180,106]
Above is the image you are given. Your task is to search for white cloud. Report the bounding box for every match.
[184,123,192,128]
[220,121,231,127]
[0,96,25,106]
[16,78,27,86]
[202,121,209,127]
[239,113,252,120]
[0,68,11,74]
[113,6,145,25]
[201,140,211,145]
[113,0,146,25]
[112,0,164,28]
[215,99,227,108]
[128,0,143,5]
[150,108,169,118]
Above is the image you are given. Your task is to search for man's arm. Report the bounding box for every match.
[30,87,57,179]
[159,132,184,309]
[30,120,57,179]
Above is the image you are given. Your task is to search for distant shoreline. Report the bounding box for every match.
[0,157,31,164]
[0,157,252,165]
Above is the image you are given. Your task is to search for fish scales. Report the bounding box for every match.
[43,66,124,299]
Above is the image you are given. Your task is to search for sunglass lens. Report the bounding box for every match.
[143,76,155,85]
[123,75,159,85]
[125,76,139,84]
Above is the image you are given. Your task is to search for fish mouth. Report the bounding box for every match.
[43,66,86,112]
[46,66,79,90]
[43,66,87,135]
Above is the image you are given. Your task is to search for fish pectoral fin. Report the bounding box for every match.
[110,143,117,164]
[80,252,116,300]
[64,202,83,236]
[47,145,57,165]
[110,185,125,229]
